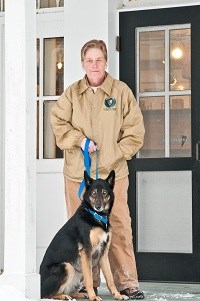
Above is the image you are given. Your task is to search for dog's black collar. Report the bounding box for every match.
[86,208,108,226]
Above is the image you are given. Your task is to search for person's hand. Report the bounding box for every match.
[88,140,98,153]
[81,138,98,153]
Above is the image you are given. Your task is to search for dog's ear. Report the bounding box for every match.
[84,170,93,188]
[106,170,115,189]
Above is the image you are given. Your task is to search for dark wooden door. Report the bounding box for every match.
[120,5,200,281]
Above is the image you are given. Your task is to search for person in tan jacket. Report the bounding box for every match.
[50,39,145,299]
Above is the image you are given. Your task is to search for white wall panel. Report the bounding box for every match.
[64,0,109,86]
[36,173,66,270]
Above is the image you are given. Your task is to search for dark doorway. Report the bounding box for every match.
[120,5,200,282]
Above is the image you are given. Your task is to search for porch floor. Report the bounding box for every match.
[3,281,200,301]
[78,282,200,301]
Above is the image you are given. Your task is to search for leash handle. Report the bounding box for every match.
[78,138,98,199]
[83,138,91,175]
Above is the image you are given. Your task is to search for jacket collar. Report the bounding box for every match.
[78,72,113,97]
[79,76,88,95]
[100,72,113,97]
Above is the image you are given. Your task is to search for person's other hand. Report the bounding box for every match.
[81,138,98,153]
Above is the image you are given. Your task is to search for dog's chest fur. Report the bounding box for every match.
[90,227,109,252]
[90,227,110,265]
[75,227,110,269]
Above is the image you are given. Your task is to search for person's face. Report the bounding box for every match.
[82,48,107,87]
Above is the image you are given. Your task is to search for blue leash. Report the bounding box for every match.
[78,138,99,199]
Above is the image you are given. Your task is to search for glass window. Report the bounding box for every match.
[139,97,165,158]
[170,29,191,91]
[137,25,191,159]
[36,0,64,9]
[170,95,191,157]
[139,31,165,92]
[37,101,39,159]
[37,36,64,160]
[37,39,40,97]
[43,37,64,96]
[43,101,63,159]
[0,0,5,12]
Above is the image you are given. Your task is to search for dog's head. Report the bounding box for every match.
[83,170,115,214]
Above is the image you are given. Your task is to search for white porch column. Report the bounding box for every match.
[0,0,40,299]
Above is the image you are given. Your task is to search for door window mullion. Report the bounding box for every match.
[39,38,44,160]
[165,29,170,157]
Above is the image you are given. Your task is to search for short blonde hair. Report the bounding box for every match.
[81,39,107,62]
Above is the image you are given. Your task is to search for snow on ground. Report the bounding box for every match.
[143,290,200,300]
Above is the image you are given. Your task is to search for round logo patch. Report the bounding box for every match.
[104,97,116,108]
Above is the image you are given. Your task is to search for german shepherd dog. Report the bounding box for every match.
[40,170,128,301]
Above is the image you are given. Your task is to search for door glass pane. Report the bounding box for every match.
[170,95,191,157]
[139,97,165,158]
[43,37,64,96]
[37,39,40,97]
[37,0,64,8]
[137,25,191,159]
[170,28,191,91]
[37,101,39,159]
[139,31,165,92]
[43,101,63,159]
[0,0,5,12]
[137,171,192,253]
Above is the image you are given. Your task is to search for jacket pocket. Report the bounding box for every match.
[109,143,124,171]
[64,148,77,166]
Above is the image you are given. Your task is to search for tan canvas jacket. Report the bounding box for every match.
[50,73,145,182]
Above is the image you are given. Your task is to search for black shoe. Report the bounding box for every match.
[79,286,98,295]
[120,287,144,300]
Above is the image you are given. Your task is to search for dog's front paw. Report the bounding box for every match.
[112,292,129,300]
[89,295,102,301]
[51,293,72,300]
[70,292,88,299]
[120,294,129,300]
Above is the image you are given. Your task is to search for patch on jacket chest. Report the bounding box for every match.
[103,97,117,111]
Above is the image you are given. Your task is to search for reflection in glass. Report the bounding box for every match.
[43,101,63,159]
[37,0,64,8]
[170,28,191,91]
[170,95,191,157]
[43,37,64,96]
[37,39,40,97]
[139,97,165,158]
[139,31,165,92]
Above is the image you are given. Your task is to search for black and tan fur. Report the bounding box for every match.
[40,170,128,301]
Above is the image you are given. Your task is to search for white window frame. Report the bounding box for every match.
[0,22,4,275]
[36,12,64,173]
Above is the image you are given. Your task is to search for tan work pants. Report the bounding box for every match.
[64,176,139,291]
